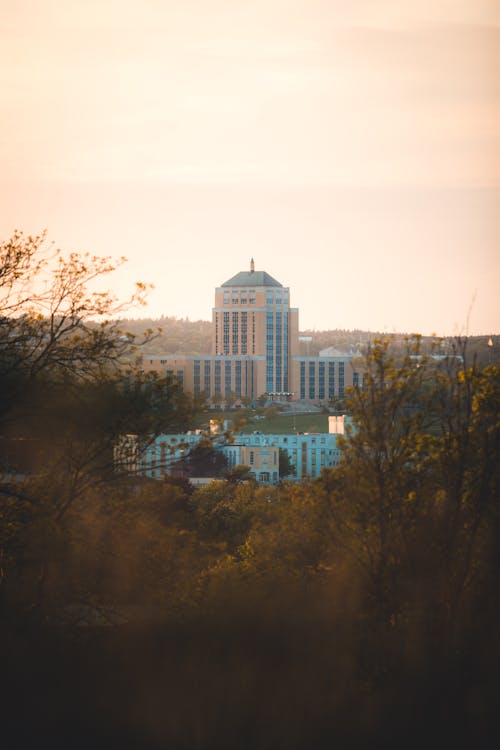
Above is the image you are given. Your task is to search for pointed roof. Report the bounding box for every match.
[221,261,282,288]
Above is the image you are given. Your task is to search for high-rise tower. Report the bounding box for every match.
[212,261,299,395]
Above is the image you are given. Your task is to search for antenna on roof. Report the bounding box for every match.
[250,257,255,273]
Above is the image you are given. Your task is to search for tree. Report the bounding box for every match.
[173,442,228,478]
[0,231,153,391]
[278,447,294,478]
[322,336,500,662]
[211,392,224,408]
[224,465,254,484]
[0,231,192,620]
[224,390,238,408]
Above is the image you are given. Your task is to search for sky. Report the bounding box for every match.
[1,0,499,335]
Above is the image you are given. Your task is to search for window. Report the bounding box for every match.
[232,311,239,353]
[204,360,211,393]
[235,361,242,396]
[250,451,254,465]
[339,362,345,396]
[223,311,230,354]
[193,360,200,393]
[266,311,274,392]
[283,310,289,391]
[214,361,221,393]
[318,361,325,399]
[241,311,247,354]
[328,361,335,399]
[275,311,282,391]
[309,361,316,399]
[300,361,306,399]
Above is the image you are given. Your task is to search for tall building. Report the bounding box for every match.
[142,261,360,402]
[212,259,299,397]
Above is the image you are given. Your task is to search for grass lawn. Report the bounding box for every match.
[239,413,329,434]
[192,410,330,434]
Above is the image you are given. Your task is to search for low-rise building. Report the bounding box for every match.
[134,432,280,485]
[117,415,350,485]
[221,443,280,484]
[233,432,343,481]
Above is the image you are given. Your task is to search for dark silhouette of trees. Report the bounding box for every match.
[0,231,192,622]
[0,232,498,750]
[172,441,228,478]
[279,446,294,477]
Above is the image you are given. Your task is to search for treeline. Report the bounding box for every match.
[1,233,499,748]
[120,315,213,354]
[119,314,499,368]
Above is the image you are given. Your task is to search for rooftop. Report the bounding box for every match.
[221,259,282,288]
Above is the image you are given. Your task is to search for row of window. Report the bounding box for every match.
[217,311,255,355]
[299,361,345,400]
[223,296,256,305]
[193,359,251,397]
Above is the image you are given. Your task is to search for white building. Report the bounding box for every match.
[120,416,350,484]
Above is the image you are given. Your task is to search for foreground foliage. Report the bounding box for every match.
[0,234,498,748]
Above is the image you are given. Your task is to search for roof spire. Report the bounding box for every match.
[250,257,255,273]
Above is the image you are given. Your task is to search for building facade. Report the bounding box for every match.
[132,432,280,485]
[127,429,344,485]
[142,261,360,402]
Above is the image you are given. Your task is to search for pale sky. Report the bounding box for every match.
[1,0,499,335]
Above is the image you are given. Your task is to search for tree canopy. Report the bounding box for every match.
[0,234,498,748]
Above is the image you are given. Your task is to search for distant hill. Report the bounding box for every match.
[117,317,498,367]
[119,316,212,354]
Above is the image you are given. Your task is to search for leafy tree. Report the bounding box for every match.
[322,336,500,656]
[0,231,192,620]
[224,465,254,484]
[211,391,224,408]
[0,232,153,398]
[173,442,228,478]
[278,447,294,478]
[224,390,238,408]
[232,413,248,431]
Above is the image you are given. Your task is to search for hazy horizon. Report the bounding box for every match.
[1,1,499,336]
